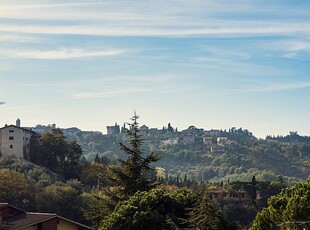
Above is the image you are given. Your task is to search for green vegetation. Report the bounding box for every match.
[73,127,310,185]
[30,128,82,179]
[250,176,310,230]
[1,116,310,229]
[99,188,196,230]
[107,113,159,200]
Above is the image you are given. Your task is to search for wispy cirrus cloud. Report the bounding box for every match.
[0,48,125,60]
[244,81,310,93]
[1,23,309,38]
[0,1,309,38]
[266,40,310,58]
[73,88,148,99]
[0,34,41,43]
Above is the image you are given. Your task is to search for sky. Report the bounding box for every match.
[0,0,310,138]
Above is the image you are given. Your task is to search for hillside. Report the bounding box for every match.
[57,125,310,185]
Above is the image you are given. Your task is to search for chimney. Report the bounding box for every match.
[16,118,21,127]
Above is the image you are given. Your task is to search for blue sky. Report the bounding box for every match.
[1,0,310,137]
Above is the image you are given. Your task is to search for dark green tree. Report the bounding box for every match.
[30,129,82,178]
[250,176,310,230]
[190,184,222,230]
[0,168,36,210]
[108,113,159,199]
[99,188,196,230]
[35,182,84,221]
[167,123,174,132]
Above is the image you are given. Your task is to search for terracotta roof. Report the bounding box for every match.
[5,213,56,230]
[4,213,93,230]
[0,203,92,230]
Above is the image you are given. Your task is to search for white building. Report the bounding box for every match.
[163,138,179,145]
[217,137,229,146]
[0,123,35,159]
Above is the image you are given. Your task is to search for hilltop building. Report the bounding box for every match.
[106,123,120,135]
[0,119,36,160]
[202,136,213,145]
[217,137,229,146]
[31,124,56,133]
[163,137,179,145]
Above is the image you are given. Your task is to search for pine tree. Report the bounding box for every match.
[108,112,159,199]
[190,184,222,230]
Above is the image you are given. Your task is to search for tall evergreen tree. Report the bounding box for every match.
[108,112,159,199]
[190,184,223,230]
[167,123,174,132]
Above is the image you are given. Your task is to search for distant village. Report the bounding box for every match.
[0,118,237,160]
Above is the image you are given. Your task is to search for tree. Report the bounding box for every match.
[0,169,36,210]
[80,162,108,188]
[35,183,84,221]
[99,188,196,230]
[250,176,310,230]
[107,113,159,199]
[190,184,222,230]
[30,129,82,178]
[167,123,174,132]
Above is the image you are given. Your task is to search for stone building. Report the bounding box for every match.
[0,121,35,160]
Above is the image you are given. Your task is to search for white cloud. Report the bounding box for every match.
[0,34,40,43]
[245,81,310,93]
[73,88,148,99]
[0,48,125,59]
[0,0,309,39]
[1,22,309,38]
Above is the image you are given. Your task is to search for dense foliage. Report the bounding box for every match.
[30,128,82,178]
[250,176,310,230]
[99,188,196,230]
[74,127,310,185]
[1,118,310,229]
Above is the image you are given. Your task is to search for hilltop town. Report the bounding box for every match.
[1,118,309,185]
[0,117,309,229]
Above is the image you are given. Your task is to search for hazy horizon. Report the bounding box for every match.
[1,0,310,138]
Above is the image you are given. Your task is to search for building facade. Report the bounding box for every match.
[0,203,92,230]
[0,125,34,159]
[106,123,120,135]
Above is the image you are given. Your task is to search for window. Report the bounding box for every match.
[10,145,13,149]
[9,136,14,140]
[9,130,14,133]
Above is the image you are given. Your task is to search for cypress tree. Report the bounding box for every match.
[108,112,159,199]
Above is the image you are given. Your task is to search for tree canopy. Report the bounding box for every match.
[30,128,82,178]
[99,188,196,230]
[107,113,159,199]
[250,176,310,230]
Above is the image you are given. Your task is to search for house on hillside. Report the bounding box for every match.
[0,120,36,160]
[163,137,179,146]
[208,187,252,204]
[182,135,195,144]
[106,123,120,135]
[0,203,92,230]
[217,137,229,146]
[202,136,213,145]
